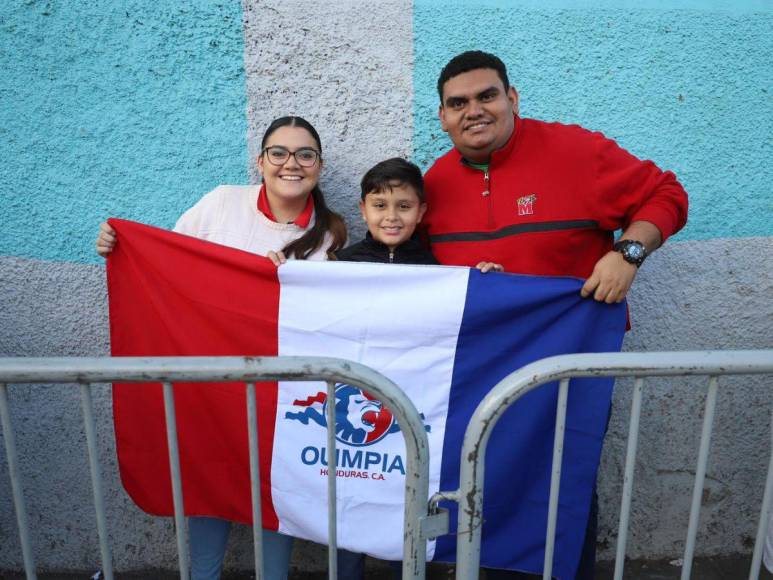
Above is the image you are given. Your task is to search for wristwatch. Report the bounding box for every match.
[613,239,648,267]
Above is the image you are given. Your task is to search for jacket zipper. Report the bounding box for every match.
[389,250,394,263]
[482,170,494,228]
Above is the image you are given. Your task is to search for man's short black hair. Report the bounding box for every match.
[437,50,510,103]
[360,158,425,201]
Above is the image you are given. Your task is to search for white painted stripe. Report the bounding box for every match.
[273,260,470,559]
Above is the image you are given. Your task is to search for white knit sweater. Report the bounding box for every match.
[173,185,331,260]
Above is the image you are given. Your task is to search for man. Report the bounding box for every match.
[424,50,687,305]
[422,51,688,579]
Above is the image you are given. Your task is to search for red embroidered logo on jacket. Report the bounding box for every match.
[517,194,536,216]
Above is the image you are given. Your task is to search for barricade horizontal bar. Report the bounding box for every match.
[0,356,391,384]
[460,350,772,462]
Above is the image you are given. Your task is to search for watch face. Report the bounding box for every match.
[626,245,643,259]
[615,240,646,265]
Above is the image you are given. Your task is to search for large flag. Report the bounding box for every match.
[107,218,626,578]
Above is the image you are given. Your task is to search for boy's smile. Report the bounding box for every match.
[359,182,427,251]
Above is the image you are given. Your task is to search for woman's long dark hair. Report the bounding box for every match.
[260,116,346,259]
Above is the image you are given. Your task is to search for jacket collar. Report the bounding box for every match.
[457,114,522,168]
[362,231,424,255]
[257,184,314,228]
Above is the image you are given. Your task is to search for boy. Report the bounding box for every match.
[333,157,500,580]
[335,157,437,264]
[336,157,502,273]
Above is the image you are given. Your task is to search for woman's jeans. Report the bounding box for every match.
[189,516,293,580]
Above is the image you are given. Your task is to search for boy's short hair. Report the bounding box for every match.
[360,158,425,201]
[437,50,510,103]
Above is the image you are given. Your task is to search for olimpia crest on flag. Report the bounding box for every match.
[285,383,431,447]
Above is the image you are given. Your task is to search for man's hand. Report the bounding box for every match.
[581,220,663,303]
[580,251,638,303]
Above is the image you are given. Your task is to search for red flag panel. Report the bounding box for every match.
[107,218,280,527]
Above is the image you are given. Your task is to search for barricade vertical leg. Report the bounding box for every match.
[326,380,338,580]
[613,377,645,580]
[681,376,719,580]
[0,383,37,580]
[749,407,773,579]
[543,378,570,580]
[246,382,265,580]
[80,383,114,580]
[162,381,190,579]
[455,464,484,579]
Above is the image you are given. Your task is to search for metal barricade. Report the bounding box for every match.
[440,350,773,580]
[0,356,438,580]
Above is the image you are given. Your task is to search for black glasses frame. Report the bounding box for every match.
[261,146,321,167]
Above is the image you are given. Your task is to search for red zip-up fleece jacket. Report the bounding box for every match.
[423,116,688,279]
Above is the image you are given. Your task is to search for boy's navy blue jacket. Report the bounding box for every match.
[334,232,438,265]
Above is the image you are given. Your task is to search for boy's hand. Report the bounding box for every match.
[267,250,287,266]
[475,261,504,273]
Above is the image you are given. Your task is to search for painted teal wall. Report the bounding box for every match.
[413,0,773,241]
[0,0,248,264]
[3,0,769,261]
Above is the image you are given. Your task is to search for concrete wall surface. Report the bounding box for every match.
[1,0,771,573]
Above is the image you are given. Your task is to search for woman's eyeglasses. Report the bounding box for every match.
[262,146,320,167]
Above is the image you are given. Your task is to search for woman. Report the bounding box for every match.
[96,116,346,580]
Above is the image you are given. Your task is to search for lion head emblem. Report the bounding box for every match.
[332,385,394,446]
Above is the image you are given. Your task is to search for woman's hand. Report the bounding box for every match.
[475,261,504,273]
[267,250,287,266]
[96,222,117,257]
